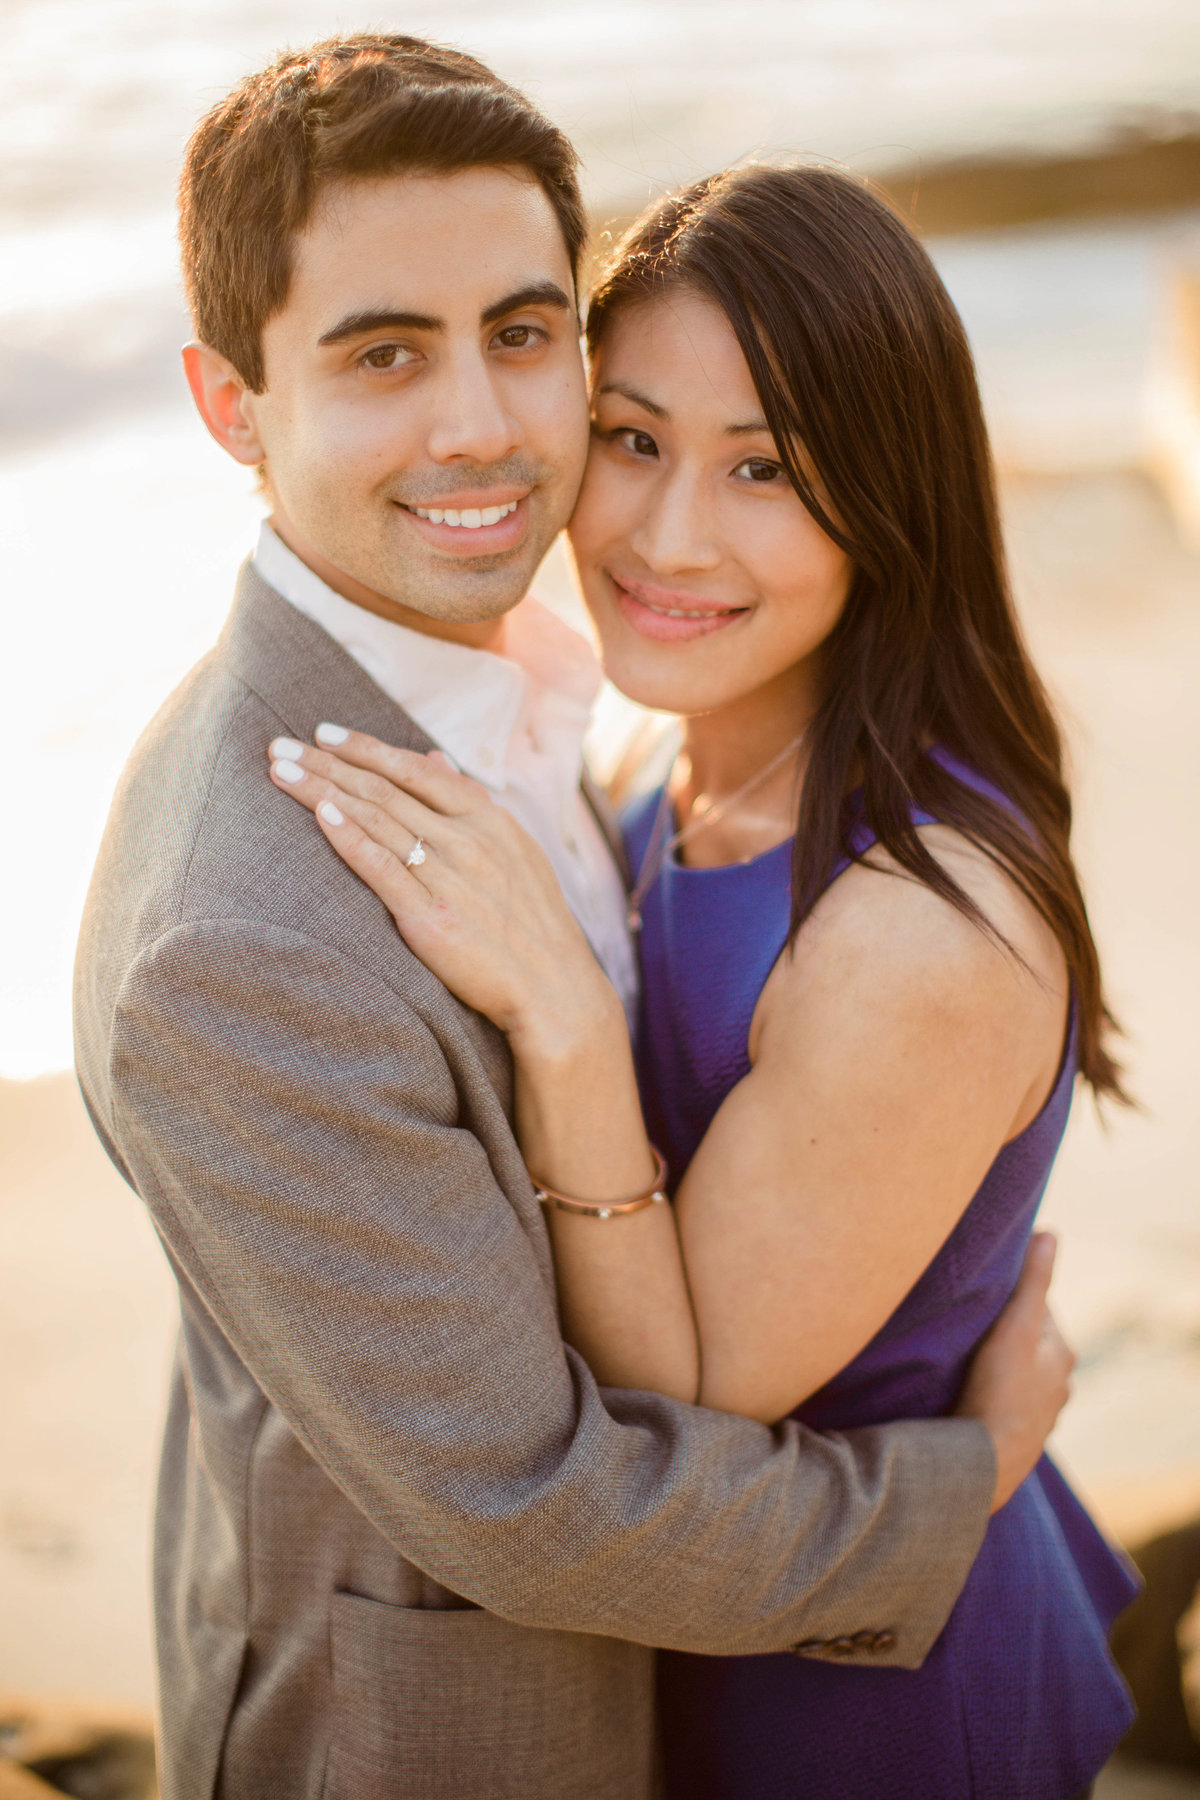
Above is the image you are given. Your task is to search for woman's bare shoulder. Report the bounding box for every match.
[753,823,1068,1127]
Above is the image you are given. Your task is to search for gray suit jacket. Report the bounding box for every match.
[74,563,994,1800]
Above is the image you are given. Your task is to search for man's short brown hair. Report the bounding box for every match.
[179,33,587,391]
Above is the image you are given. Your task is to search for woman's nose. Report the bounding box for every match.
[629,472,720,575]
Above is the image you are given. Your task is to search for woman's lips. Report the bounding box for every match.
[611,576,750,644]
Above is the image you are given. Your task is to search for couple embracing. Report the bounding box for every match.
[74,32,1137,1800]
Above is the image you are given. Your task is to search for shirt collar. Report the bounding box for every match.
[252,522,601,790]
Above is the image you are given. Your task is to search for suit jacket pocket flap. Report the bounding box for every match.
[327,1589,655,1800]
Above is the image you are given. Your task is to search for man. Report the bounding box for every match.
[74,34,1070,1800]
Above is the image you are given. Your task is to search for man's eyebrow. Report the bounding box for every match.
[318,308,441,346]
[596,382,666,419]
[480,281,574,326]
[316,283,573,347]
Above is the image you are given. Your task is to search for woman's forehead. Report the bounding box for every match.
[591,292,767,426]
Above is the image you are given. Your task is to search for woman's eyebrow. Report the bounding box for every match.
[596,383,770,438]
[597,382,666,418]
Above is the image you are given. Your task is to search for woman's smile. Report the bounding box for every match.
[609,571,752,643]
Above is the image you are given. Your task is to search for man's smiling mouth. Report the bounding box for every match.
[408,500,520,530]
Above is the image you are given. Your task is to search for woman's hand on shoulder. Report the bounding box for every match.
[266,727,615,1050]
[675,827,1071,1424]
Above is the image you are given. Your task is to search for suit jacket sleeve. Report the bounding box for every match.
[108,915,994,1666]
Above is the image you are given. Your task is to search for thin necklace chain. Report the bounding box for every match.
[626,725,809,931]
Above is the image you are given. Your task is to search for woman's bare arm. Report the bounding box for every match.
[507,984,702,1404]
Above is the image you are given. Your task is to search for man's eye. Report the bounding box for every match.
[734,457,783,483]
[361,344,414,371]
[495,324,543,350]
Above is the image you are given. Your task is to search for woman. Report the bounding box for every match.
[267,166,1137,1798]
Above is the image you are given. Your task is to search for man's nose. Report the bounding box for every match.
[425,347,523,467]
[629,469,720,575]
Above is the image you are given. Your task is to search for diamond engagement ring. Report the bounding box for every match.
[405,836,427,869]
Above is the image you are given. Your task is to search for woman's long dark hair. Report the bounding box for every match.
[586,163,1125,1101]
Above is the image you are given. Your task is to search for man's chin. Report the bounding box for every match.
[379,527,553,620]
[353,550,537,635]
[413,555,537,616]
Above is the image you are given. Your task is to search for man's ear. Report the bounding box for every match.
[182,342,266,467]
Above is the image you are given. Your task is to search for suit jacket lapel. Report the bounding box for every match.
[216,561,520,1100]
[219,559,440,757]
[223,556,632,916]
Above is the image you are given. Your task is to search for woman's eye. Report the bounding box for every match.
[612,428,659,459]
[734,457,783,484]
[361,344,414,371]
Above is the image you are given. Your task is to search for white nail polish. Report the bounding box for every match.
[316,722,350,746]
[318,801,345,826]
[270,737,305,761]
[274,759,305,784]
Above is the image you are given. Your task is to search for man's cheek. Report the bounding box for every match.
[288,391,397,475]
[527,364,588,448]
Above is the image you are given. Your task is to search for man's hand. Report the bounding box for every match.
[955,1231,1075,1513]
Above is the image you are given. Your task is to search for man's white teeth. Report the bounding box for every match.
[413,500,520,528]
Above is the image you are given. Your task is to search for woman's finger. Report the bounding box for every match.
[1009,1230,1057,1326]
[270,756,438,875]
[273,739,458,840]
[312,724,491,816]
[269,738,442,835]
[311,794,432,926]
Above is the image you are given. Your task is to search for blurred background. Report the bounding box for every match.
[3,2,1200,1795]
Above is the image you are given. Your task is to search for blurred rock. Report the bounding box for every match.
[1099,1759,1200,1798]
[1112,1521,1200,1770]
[1179,1576,1200,1742]
[0,1693,156,1800]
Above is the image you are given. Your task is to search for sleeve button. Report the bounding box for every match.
[826,1636,857,1657]
[871,1630,897,1653]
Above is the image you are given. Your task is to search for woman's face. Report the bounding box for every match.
[567,289,852,719]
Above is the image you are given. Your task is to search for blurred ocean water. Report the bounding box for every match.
[4,0,1200,1078]
[6,0,1200,230]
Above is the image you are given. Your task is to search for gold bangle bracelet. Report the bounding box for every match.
[532,1146,669,1220]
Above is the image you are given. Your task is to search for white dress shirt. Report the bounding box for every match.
[254,523,637,1017]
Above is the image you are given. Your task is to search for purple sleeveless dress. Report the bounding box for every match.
[624,761,1138,1800]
